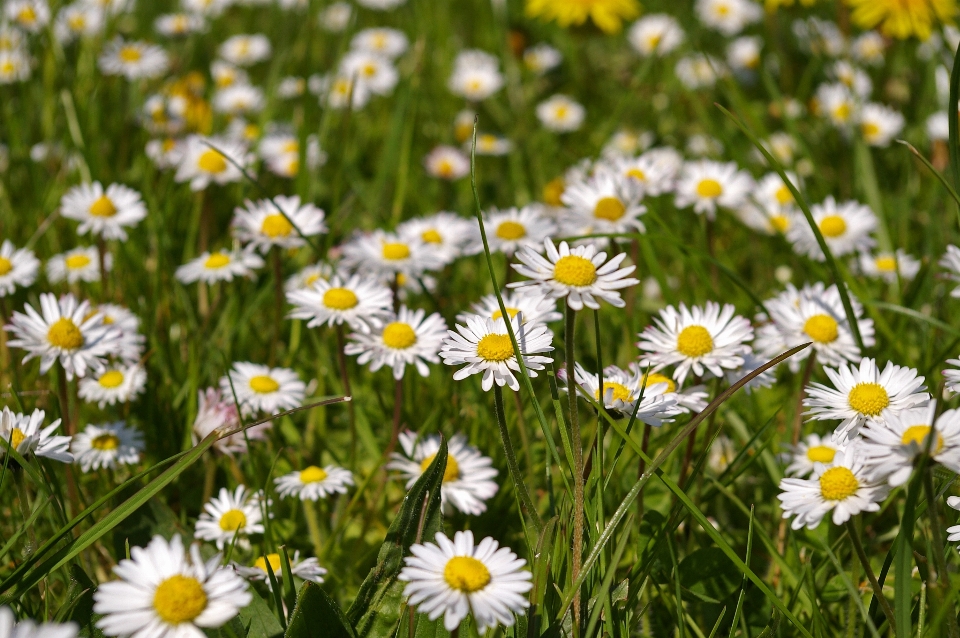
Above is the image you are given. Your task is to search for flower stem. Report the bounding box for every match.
[493,385,541,531]
[303,499,324,559]
[335,324,356,465]
[565,303,584,627]
[845,520,896,630]
[385,376,403,457]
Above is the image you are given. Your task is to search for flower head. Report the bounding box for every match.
[71,421,143,472]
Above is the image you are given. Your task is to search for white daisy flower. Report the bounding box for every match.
[858,250,920,282]
[601,129,654,159]
[55,4,105,43]
[154,13,206,37]
[727,36,762,73]
[0,606,77,638]
[0,407,73,463]
[192,387,270,455]
[510,239,639,310]
[46,246,110,284]
[940,245,960,297]
[233,551,326,588]
[522,43,562,75]
[627,364,710,413]
[440,315,554,392]
[195,486,266,550]
[232,196,326,253]
[860,402,960,486]
[319,2,352,31]
[675,54,726,89]
[175,247,264,284]
[60,182,147,241]
[610,147,683,197]
[341,230,445,280]
[814,82,858,128]
[946,497,960,544]
[387,431,498,516]
[851,32,885,65]
[357,0,407,9]
[674,159,754,219]
[219,362,305,417]
[175,136,253,191]
[735,172,799,236]
[465,205,558,257]
[340,50,399,96]
[276,76,305,99]
[560,363,682,425]
[350,27,408,58]
[212,84,265,116]
[424,145,470,180]
[786,196,877,261]
[5,293,120,379]
[638,302,754,386]
[317,73,372,110]
[70,421,144,472]
[628,14,685,56]
[560,168,646,237]
[457,290,561,326]
[218,34,272,66]
[927,111,949,142]
[145,138,184,170]
[536,95,585,132]
[397,212,474,265]
[182,0,231,16]
[88,303,144,363]
[286,273,392,334]
[723,350,776,393]
[830,61,872,99]
[945,358,960,395]
[0,49,32,84]
[398,530,532,632]
[0,240,40,296]
[274,465,354,500]
[6,0,50,33]
[94,535,252,638]
[345,306,447,380]
[782,433,847,477]
[695,0,761,35]
[468,133,513,156]
[284,262,339,292]
[804,357,930,443]
[78,362,147,407]
[859,103,904,147]
[98,38,169,80]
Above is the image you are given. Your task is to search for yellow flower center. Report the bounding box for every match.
[362,63,377,77]
[197,149,227,174]
[627,168,647,181]
[420,453,460,482]
[436,160,454,177]
[0,256,12,276]
[261,214,293,238]
[382,242,410,261]
[218,508,247,531]
[299,465,328,483]
[322,287,358,310]
[47,318,84,350]
[8,428,25,449]
[806,445,836,463]
[593,197,626,221]
[696,179,723,199]
[152,575,208,624]
[491,307,520,321]
[552,255,597,287]
[833,103,851,122]
[0,61,14,75]
[382,322,417,349]
[65,254,92,270]
[118,46,142,63]
[875,256,897,272]
[640,372,676,393]
[819,466,859,501]
[596,381,633,403]
[803,314,839,344]
[543,178,565,206]
[495,221,526,240]
[774,185,793,205]
[204,253,231,269]
[476,334,514,362]
[422,229,443,244]
[847,382,889,417]
[89,195,117,217]
[98,370,125,388]
[862,122,880,139]
[818,215,847,238]
[901,425,944,454]
[254,554,282,573]
[770,215,790,233]
[18,7,36,23]
[249,375,279,393]
[676,325,714,358]
[443,556,491,593]
[91,433,120,450]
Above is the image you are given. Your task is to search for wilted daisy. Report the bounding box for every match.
[232,196,326,253]
[397,212,474,265]
[274,465,354,500]
[77,363,147,408]
[351,27,409,58]
[859,402,960,486]
[440,315,553,392]
[6,0,50,33]
[777,450,889,529]
[71,421,144,472]
[561,363,681,424]
[536,95,585,132]
[787,196,877,261]
[674,160,753,219]
[219,34,272,66]
[98,38,169,80]
[858,250,920,282]
[695,0,761,35]
[233,551,326,588]
[0,240,39,296]
[60,182,147,241]
[219,362,305,417]
[195,486,266,550]
[940,245,960,297]
[345,306,447,380]
[286,273,392,334]
[805,357,929,443]
[175,247,264,284]
[859,103,904,147]
[388,432,498,515]
[6,293,120,379]
[94,534,252,638]
[458,290,561,326]
[783,433,847,478]
[466,205,557,257]
[424,145,470,180]
[341,230,445,280]
[175,136,252,191]
[399,530,532,632]
[0,407,73,463]
[638,302,754,386]
[47,246,109,284]
[628,14,685,56]
[561,168,646,236]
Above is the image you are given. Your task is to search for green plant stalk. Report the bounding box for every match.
[846,520,896,631]
[948,38,960,194]
[565,302,585,628]
[492,386,540,534]
[303,499,325,559]
[923,463,959,638]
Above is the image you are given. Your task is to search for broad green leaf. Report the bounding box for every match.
[284,582,354,638]
[240,586,285,638]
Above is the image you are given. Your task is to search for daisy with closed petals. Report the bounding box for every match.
[786,196,877,261]
[195,486,265,549]
[398,530,532,632]
[458,290,561,326]
[804,357,929,443]
[466,206,558,257]
[233,551,326,588]
[510,239,639,310]
[60,182,147,241]
[860,402,960,486]
[175,247,264,284]
[388,432,498,516]
[70,421,144,472]
[561,363,681,425]
[0,407,73,463]
[345,306,447,379]
[638,302,754,386]
[0,240,40,296]
[47,246,110,284]
[674,160,754,219]
[94,534,252,638]
[0,606,77,638]
[219,362,305,417]
[78,363,147,407]
[286,274,392,333]
[232,196,326,253]
[274,465,354,500]
[782,433,847,477]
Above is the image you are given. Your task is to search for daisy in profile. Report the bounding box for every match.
[345,306,447,379]
[219,34,272,66]
[777,450,888,529]
[94,535,251,638]
[397,212,474,265]
[0,407,73,463]
[98,38,169,80]
[511,239,639,310]
[175,247,264,284]
[351,27,409,58]
[536,95,585,132]
[783,433,847,478]
[859,103,904,147]
[0,240,40,296]
[220,362,305,417]
[388,432,498,515]
[71,421,144,472]
[424,146,470,180]
[286,274,392,333]
[804,357,929,443]
[674,160,753,219]
[561,363,681,425]
[637,302,754,386]
[6,293,120,379]
[945,358,960,395]
[787,196,877,261]
[195,486,266,550]
[60,182,147,241]
[560,168,646,236]
[859,402,960,486]
[232,196,326,253]
[440,315,554,392]
[274,465,354,500]
[233,551,326,589]
[175,136,252,191]
[858,250,920,282]
[78,363,147,407]
[465,206,557,257]
[47,246,110,284]
[525,0,639,33]
[628,14,685,56]
[399,530,532,632]
[458,290,561,326]
[341,230,445,280]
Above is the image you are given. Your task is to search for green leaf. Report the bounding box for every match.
[64,565,103,638]
[284,582,354,638]
[949,38,960,195]
[240,586,285,638]
[345,439,447,637]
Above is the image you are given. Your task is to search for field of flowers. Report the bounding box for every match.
[4,0,960,635]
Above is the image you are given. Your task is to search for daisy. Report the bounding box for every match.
[94,535,252,638]
[6,293,120,379]
[286,273,391,334]
[212,85,265,116]
[424,146,470,180]
[628,14,685,56]
[0,407,73,463]
[397,212,474,265]
[192,387,270,455]
[276,76,305,99]
[345,306,447,380]
[341,230,445,280]
[356,0,407,9]
[859,103,905,147]
[940,245,960,297]
[458,290,561,326]
[695,0,761,35]
[54,4,105,43]
[175,247,264,284]
[469,133,513,156]
[525,0,639,33]
[804,357,930,443]
[638,302,754,386]
[195,486,266,550]
[860,402,960,486]
[777,450,889,529]
[145,138,185,169]
[851,32,886,66]
[814,83,858,129]
[317,73,372,110]
[0,240,40,296]
[628,364,710,413]
[78,363,147,407]
[448,61,504,101]
[727,36,762,73]
[175,136,253,191]
[829,61,873,99]
[70,421,144,472]
[219,362,305,417]
[465,206,557,257]
[351,27,409,58]
[0,49,31,84]
[735,172,799,235]
[724,350,776,393]
[561,363,682,425]
[182,0,231,16]
[0,606,77,638]
[94,303,146,364]
[319,1,351,30]
[60,182,148,241]
[154,13,206,37]
[5,0,50,33]
[340,50,399,96]
[218,34,272,66]
[233,551,326,588]
[285,262,339,292]
[674,160,754,219]
[786,196,877,261]
[46,246,111,284]
[560,168,646,236]
[98,38,169,80]
[536,95,585,132]
[399,530,532,632]
[274,465,354,500]
[232,196,326,253]
[675,54,726,89]
[610,147,683,197]
[602,129,654,158]
[523,43,562,75]
[783,433,847,478]
[388,432,498,515]
[858,250,921,282]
